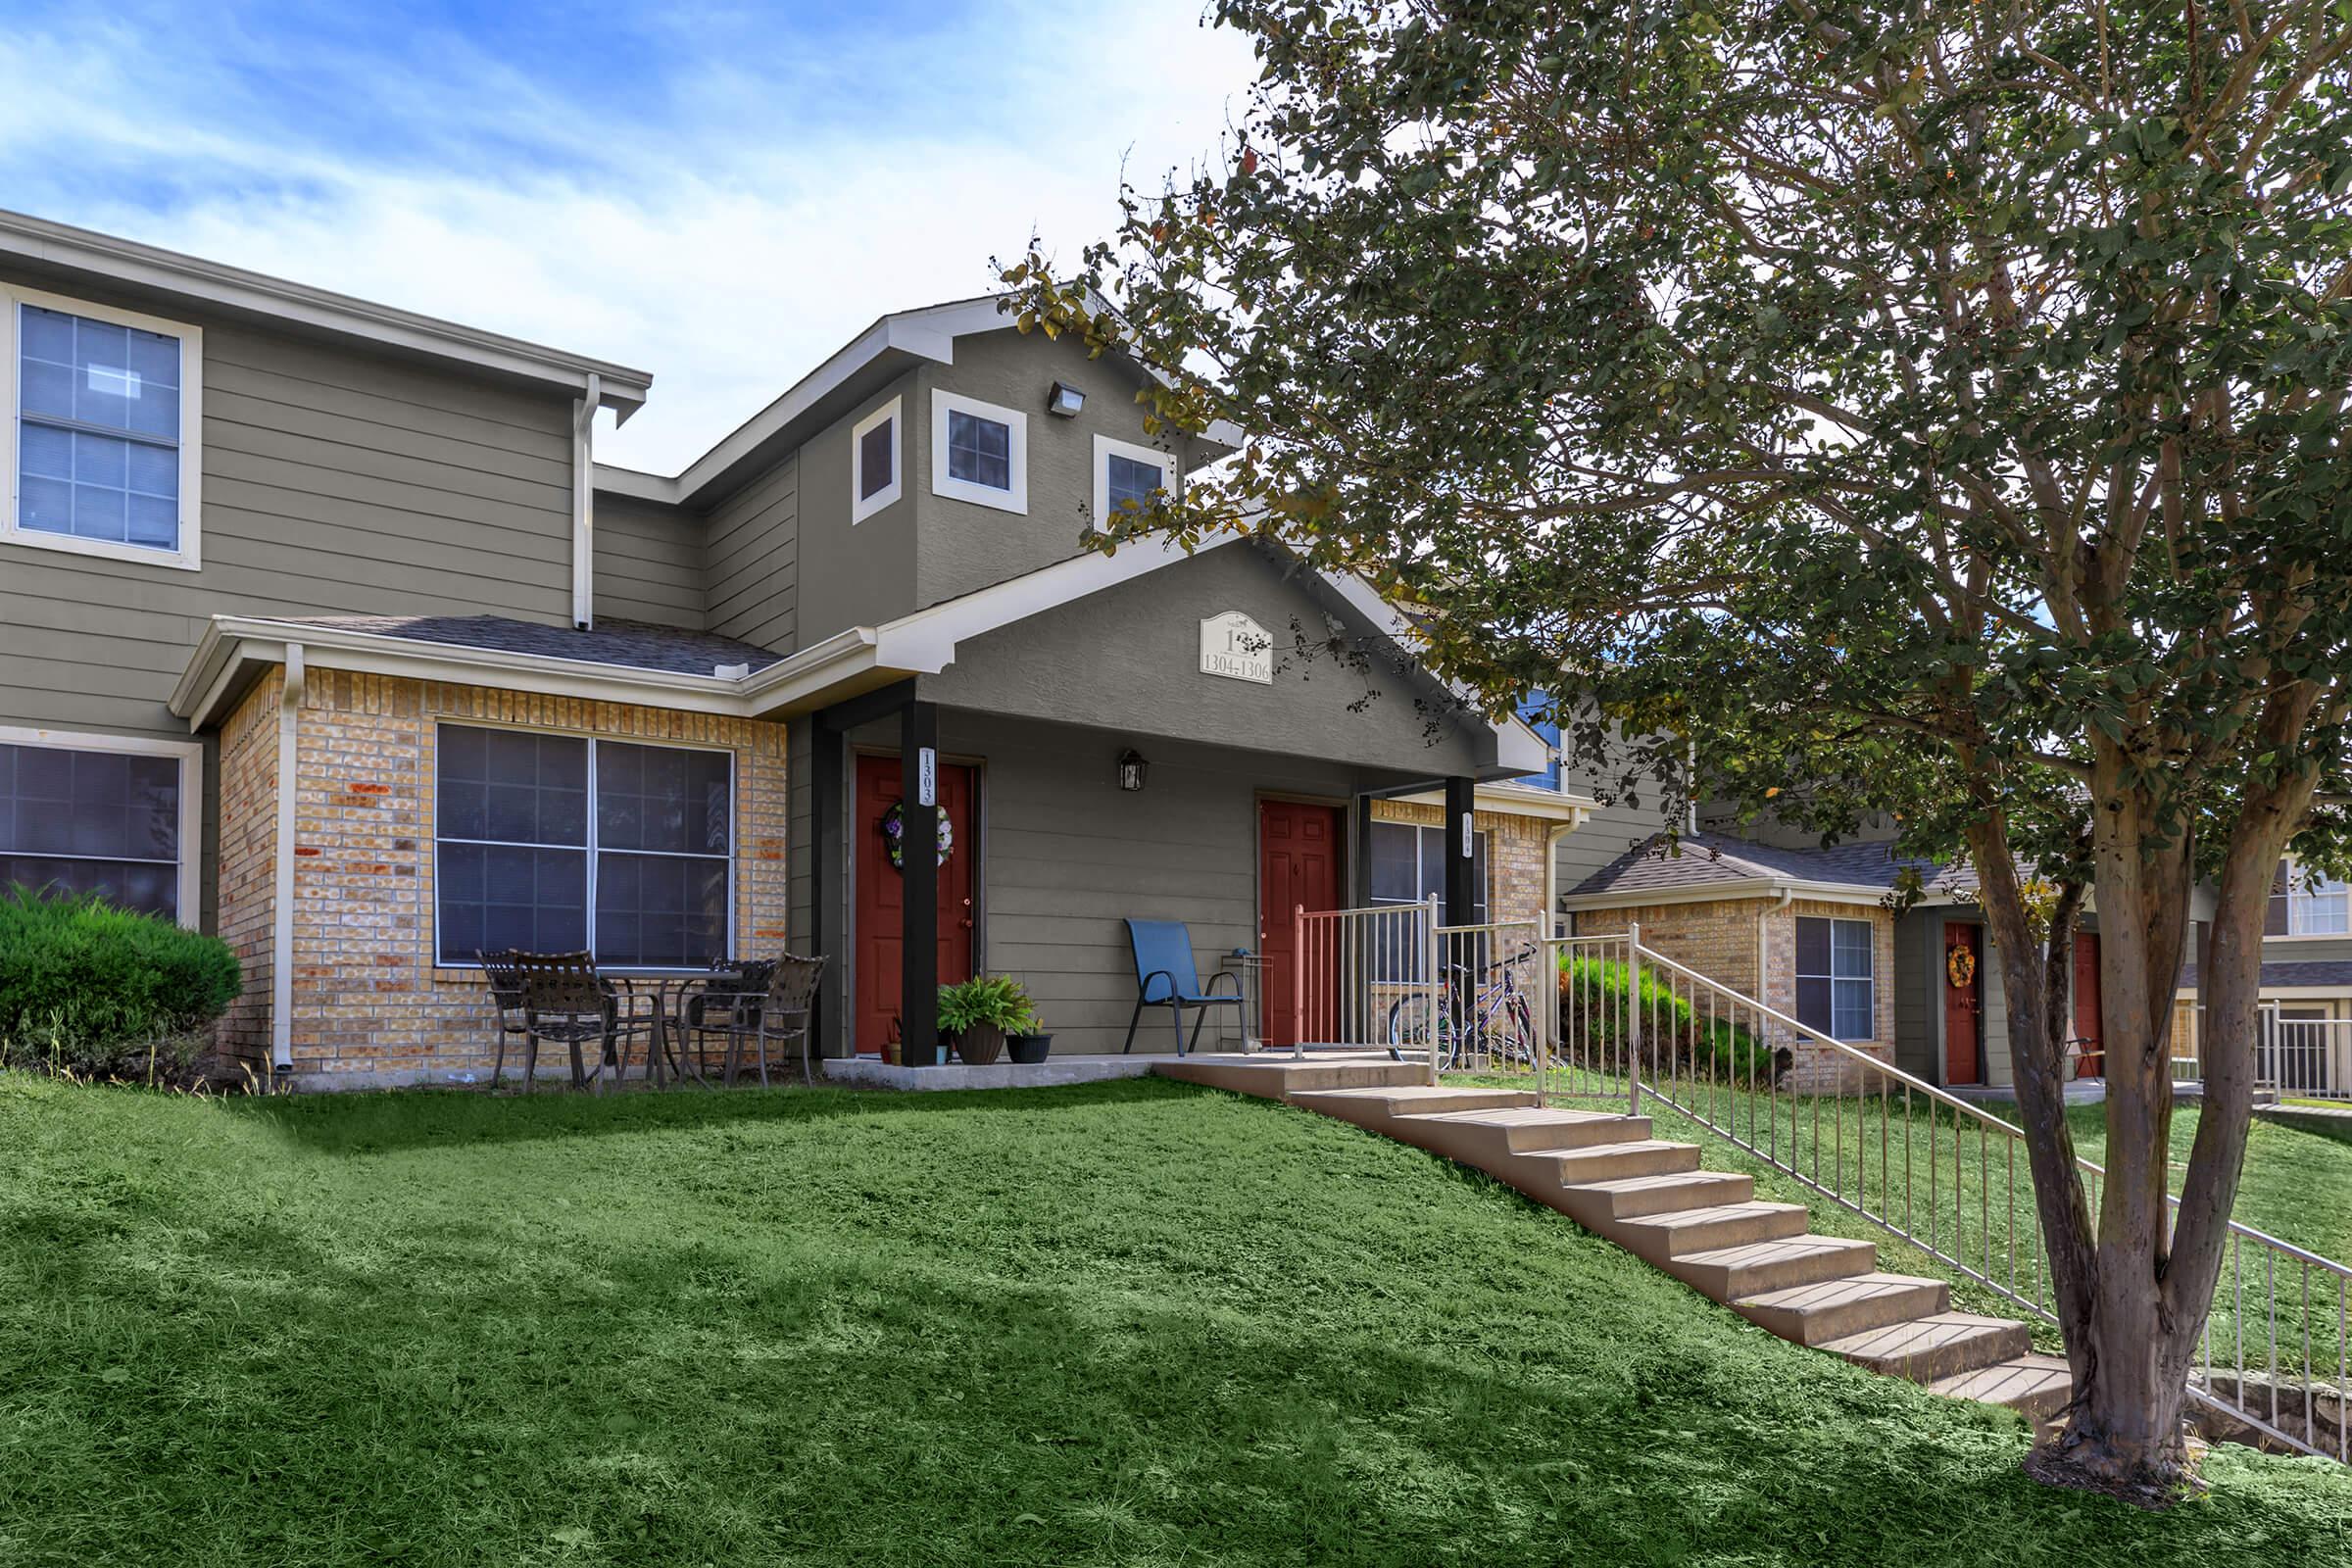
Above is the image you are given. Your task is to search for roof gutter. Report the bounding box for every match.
[573,373,601,629]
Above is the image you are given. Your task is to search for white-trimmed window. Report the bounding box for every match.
[434,724,734,968]
[1368,820,1489,980]
[2288,865,2351,936]
[3,285,203,569]
[930,389,1026,513]
[0,726,202,924]
[850,396,902,524]
[1795,915,1875,1041]
[1094,432,1172,524]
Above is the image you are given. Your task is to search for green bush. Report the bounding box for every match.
[1557,954,1786,1085]
[0,890,240,1081]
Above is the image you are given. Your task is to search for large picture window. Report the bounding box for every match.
[434,725,732,968]
[1795,915,1875,1041]
[0,732,195,921]
[5,288,202,568]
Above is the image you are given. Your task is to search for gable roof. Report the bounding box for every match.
[1563,830,1959,907]
[0,209,649,418]
[594,292,1243,512]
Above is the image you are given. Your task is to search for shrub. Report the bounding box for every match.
[1557,954,1787,1086]
[0,890,241,1081]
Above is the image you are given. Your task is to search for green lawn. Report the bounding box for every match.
[2,1074,2347,1566]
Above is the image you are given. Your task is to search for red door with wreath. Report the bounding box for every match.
[1942,922,1983,1086]
[855,755,976,1055]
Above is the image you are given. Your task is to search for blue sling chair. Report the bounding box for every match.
[1122,918,1246,1055]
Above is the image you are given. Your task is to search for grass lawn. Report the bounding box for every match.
[3,1074,2348,1566]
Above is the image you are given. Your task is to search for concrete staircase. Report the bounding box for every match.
[1153,1054,2071,1424]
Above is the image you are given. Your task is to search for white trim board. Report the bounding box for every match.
[850,396,903,524]
[0,720,205,928]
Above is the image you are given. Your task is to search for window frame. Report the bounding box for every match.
[1093,432,1174,525]
[1,283,204,571]
[2285,860,2351,938]
[1793,913,1877,1042]
[0,723,203,927]
[850,396,902,524]
[929,389,1027,514]
[1366,819,1491,920]
[430,719,737,971]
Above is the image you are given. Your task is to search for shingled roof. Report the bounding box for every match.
[1564,830,1963,902]
[2177,959,2352,991]
[278,614,784,678]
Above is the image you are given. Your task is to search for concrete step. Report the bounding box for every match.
[1290,1086,1537,1131]
[1152,1054,1427,1102]
[1822,1313,2035,1384]
[1733,1273,1951,1347]
[1393,1105,1653,1162]
[1667,1235,1882,1298]
[1927,1353,2075,1422]
[1508,1139,1702,1186]
[1558,1170,1755,1223]
[1610,1200,1812,1263]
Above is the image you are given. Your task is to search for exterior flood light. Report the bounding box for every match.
[1116,749,1149,792]
[1047,381,1086,417]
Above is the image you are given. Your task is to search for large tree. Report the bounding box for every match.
[1012,0,2352,1501]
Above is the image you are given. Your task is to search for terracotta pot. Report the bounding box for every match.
[956,1022,1005,1065]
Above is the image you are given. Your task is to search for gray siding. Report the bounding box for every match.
[594,494,706,630]
[919,541,1491,778]
[702,452,800,651]
[794,376,919,647]
[941,711,1361,1055]
[913,328,1203,610]
[2264,935,2352,968]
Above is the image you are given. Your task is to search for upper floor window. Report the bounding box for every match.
[1795,915,1875,1041]
[0,728,201,923]
[1094,433,1171,524]
[931,389,1026,513]
[850,396,901,524]
[2288,866,2351,936]
[4,288,202,569]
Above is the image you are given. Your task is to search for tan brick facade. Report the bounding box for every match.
[1567,895,1895,1093]
[1369,798,1553,928]
[220,668,790,1085]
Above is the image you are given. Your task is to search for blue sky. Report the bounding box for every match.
[0,1,1253,471]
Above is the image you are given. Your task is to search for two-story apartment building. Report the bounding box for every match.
[1,211,1578,1085]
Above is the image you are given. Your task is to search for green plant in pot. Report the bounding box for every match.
[936,975,1038,1066]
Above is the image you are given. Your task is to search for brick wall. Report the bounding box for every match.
[1370,798,1554,928]
[220,668,790,1086]
[1567,895,1895,1093]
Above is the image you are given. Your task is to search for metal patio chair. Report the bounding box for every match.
[477,948,530,1089]
[674,956,777,1085]
[1121,918,1245,1055]
[752,955,826,1088]
[513,952,653,1092]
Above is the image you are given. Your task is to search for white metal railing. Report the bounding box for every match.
[1292,898,1439,1080]
[2258,1007,2352,1102]
[1311,914,2350,1464]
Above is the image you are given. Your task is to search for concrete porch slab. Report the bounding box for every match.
[820,1054,1158,1091]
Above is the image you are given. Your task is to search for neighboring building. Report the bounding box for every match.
[1,210,1585,1085]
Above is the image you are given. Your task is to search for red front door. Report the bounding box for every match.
[2072,932,2104,1078]
[1258,799,1342,1047]
[1943,923,1983,1086]
[855,755,977,1055]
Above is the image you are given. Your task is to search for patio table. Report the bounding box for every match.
[658,965,772,1087]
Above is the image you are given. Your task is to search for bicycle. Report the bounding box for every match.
[1387,945,1538,1073]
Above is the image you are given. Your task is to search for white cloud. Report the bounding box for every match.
[0,2,1254,472]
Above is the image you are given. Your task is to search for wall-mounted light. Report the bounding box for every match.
[1116,749,1150,792]
[1047,381,1087,417]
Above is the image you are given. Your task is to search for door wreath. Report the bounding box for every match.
[1946,943,1977,989]
[880,800,953,871]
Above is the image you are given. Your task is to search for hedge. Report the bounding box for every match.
[0,890,241,1080]
[1557,954,1787,1085]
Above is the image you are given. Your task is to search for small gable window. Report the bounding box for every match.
[930,389,1026,513]
[850,397,902,523]
[1094,433,1171,524]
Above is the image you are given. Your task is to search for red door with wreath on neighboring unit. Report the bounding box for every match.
[2072,932,2104,1078]
[1257,799,1343,1047]
[854,755,976,1056]
[1943,922,1983,1086]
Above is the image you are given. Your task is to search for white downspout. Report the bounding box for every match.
[1544,820,1577,938]
[270,643,305,1077]
[571,373,601,629]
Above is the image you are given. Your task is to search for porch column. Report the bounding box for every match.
[808,718,846,1057]
[899,699,941,1067]
[1444,775,1479,927]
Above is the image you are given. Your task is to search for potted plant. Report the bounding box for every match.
[1005,1019,1053,1064]
[936,975,1038,1066]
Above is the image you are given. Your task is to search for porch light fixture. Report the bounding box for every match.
[1116,749,1150,792]
[1047,381,1087,417]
